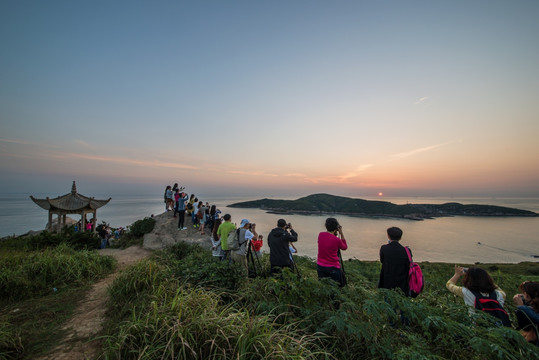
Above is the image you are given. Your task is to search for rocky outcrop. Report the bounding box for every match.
[143,212,212,250]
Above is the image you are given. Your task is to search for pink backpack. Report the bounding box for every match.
[404,247,424,298]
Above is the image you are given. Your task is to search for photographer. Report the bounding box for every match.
[317,218,347,287]
[268,219,298,275]
[231,219,257,274]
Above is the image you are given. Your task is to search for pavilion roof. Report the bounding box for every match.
[30,181,111,212]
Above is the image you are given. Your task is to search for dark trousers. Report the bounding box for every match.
[317,264,345,287]
[177,210,186,228]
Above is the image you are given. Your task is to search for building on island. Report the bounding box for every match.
[30,181,111,233]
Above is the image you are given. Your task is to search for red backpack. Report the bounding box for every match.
[471,290,511,327]
[404,247,424,298]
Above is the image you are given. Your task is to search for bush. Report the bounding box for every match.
[129,217,156,237]
[154,242,248,292]
[0,229,100,252]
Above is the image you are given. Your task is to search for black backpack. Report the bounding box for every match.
[471,290,511,327]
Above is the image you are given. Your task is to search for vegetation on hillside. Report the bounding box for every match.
[112,217,156,249]
[0,232,116,359]
[229,193,538,218]
[102,242,539,359]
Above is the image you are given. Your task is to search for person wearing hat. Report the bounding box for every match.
[231,218,257,273]
[268,219,298,275]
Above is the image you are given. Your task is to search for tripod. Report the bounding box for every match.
[288,246,301,279]
[336,227,347,287]
[247,240,263,278]
[337,249,347,287]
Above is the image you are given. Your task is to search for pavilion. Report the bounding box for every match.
[30,181,111,233]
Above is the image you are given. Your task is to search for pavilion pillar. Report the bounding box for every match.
[93,210,97,234]
[56,212,61,233]
[62,214,66,230]
[48,211,53,232]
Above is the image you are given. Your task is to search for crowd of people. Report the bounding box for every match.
[163,184,539,346]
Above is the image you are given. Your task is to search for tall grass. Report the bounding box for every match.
[0,243,115,303]
[104,262,325,359]
[102,242,539,359]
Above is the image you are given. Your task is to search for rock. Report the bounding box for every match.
[143,212,212,250]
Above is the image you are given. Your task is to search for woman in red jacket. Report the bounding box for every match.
[317,218,348,287]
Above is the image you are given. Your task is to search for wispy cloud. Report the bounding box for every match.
[390,141,459,160]
[0,138,32,145]
[226,169,279,177]
[301,164,373,184]
[414,96,428,105]
[57,152,198,169]
[71,139,93,148]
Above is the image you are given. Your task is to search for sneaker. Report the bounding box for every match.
[182,227,187,230]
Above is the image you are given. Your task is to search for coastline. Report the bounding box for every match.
[3,193,539,264]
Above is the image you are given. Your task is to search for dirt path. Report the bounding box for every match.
[37,246,151,360]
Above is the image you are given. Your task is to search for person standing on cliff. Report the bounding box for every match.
[268,219,298,275]
[176,191,189,230]
[165,185,174,211]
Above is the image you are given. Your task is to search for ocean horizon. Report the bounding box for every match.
[2,191,539,264]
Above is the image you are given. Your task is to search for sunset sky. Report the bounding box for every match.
[1,1,538,198]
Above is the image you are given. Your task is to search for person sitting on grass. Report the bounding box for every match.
[513,281,539,345]
[446,266,509,326]
[378,227,410,296]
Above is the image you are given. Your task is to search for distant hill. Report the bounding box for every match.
[228,193,538,220]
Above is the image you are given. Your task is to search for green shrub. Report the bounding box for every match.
[0,229,100,252]
[129,217,156,237]
[110,217,155,249]
[158,242,247,291]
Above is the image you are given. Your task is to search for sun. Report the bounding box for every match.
[378,192,383,196]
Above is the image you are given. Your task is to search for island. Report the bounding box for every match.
[228,193,538,220]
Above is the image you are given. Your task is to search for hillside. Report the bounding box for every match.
[229,193,538,219]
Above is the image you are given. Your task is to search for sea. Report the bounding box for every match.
[1,192,539,265]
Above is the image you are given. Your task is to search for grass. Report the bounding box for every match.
[2,229,538,359]
[0,286,91,360]
[0,243,116,303]
[100,242,539,359]
[0,233,117,360]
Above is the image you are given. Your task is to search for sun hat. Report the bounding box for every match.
[240,219,250,227]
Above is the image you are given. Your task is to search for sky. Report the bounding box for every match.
[1,0,539,198]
